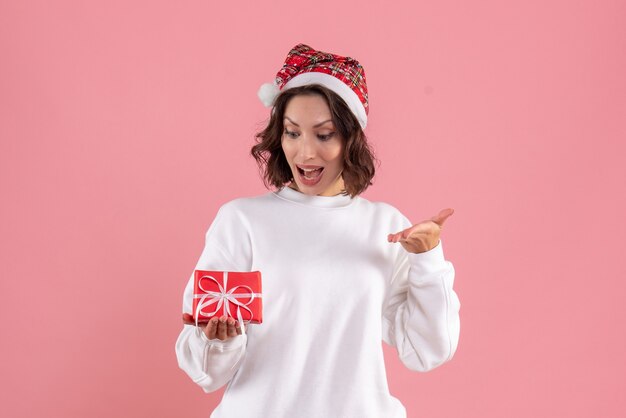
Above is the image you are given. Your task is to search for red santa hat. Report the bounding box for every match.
[257,43,369,129]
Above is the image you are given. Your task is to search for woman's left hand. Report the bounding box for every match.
[387,208,454,254]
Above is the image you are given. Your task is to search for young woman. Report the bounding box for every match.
[175,44,460,418]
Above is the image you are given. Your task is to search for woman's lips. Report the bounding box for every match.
[296,165,324,185]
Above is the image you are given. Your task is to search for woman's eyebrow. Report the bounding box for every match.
[284,116,333,128]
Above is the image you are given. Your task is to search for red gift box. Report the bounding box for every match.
[192,270,263,325]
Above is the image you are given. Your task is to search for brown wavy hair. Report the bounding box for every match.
[250,84,378,198]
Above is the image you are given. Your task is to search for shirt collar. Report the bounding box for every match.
[273,186,356,208]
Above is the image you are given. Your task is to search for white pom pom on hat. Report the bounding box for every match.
[256,43,369,129]
[257,80,281,107]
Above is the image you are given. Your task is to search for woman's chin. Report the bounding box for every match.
[290,171,343,196]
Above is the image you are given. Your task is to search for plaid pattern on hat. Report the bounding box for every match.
[274,44,369,116]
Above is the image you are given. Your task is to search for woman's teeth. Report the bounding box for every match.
[299,167,323,179]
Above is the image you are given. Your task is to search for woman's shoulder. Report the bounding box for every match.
[216,190,278,214]
[355,195,412,227]
[357,194,403,214]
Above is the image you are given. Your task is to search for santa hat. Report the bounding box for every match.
[257,43,369,129]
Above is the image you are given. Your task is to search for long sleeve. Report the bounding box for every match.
[382,238,461,372]
[175,203,252,393]
[175,269,247,393]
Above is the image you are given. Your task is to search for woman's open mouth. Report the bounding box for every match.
[297,166,324,185]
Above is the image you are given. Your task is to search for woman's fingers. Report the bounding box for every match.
[182,313,195,324]
[388,232,401,242]
[388,225,422,243]
[216,316,228,340]
[227,319,238,338]
[431,208,454,227]
[206,317,219,339]
[183,313,242,341]
[388,208,454,244]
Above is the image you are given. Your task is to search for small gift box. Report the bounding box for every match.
[192,270,263,326]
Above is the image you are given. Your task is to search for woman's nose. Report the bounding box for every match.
[297,134,317,159]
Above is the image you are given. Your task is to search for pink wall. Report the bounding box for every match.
[1,1,624,417]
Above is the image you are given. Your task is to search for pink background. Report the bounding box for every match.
[1,1,624,417]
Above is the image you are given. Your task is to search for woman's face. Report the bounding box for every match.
[281,94,345,196]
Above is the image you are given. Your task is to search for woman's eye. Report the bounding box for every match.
[284,129,298,138]
[284,130,334,141]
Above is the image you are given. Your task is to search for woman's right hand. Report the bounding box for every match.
[182,313,243,341]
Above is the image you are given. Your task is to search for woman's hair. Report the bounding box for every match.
[250,84,378,198]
